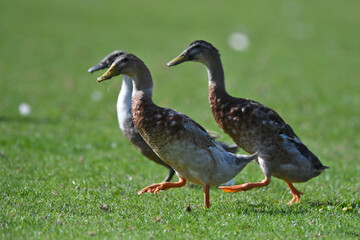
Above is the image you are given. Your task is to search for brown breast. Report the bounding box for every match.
[208,85,287,154]
[131,91,214,155]
[131,92,186,151]
[120,118,172,168]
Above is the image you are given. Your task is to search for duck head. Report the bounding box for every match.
[167,40,220,67]
[97,53,152,91]
[88,50,126,73]
[97,53,153,91]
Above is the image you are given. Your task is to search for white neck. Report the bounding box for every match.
[117,75,133,131]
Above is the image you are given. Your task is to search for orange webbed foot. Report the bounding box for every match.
[138,177,186,196]
[286,194,302,205]
[138,182,170,195]
[286,182,303,205]
[218,185,247,193]
[218,177,271,193]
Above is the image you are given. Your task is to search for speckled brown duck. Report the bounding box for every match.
[96,53,257,208]
[167,40,329,204]
[89,51,238,183]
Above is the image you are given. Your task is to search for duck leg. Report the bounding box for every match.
[203,184,210,208]
[163,168,176,182]
[285,182,303,205]
[138,176,186,195]
[218,176,270,192]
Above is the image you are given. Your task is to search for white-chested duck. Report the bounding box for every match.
[89,51,175,182]
[88,51,238,183]
[96,53,257,208]
[167,40,329,204]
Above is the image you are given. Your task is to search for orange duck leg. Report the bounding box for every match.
[138,176,186,195]
[286,182,303,205]
[218,176,270,192]
[203,184,210,208]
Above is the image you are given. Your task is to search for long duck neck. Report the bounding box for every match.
[205,53,233,130]
[117,76,133,131]
[130,62,155,121]
[129,62,157,141]
[131,63,154,100]
[205,53,228,96]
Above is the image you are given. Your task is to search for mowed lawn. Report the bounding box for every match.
[1,0,359,239]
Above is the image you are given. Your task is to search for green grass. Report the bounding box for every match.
[1,0,360,239]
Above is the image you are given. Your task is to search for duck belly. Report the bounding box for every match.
[271,161,316,183]
[271,136,320,182]
[234,134,318,183]
[153,141,213,185]
[259,147,318,183]
[152,140,235,186]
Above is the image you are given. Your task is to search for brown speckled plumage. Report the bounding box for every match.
[131,92,219,178]
[120,115,173,168]
[208,85,325,182]
[167,40,328,204]
[89,51,239,184]
[97,53,257,208]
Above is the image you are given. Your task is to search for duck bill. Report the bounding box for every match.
[97,67,116,82]
[166,55,187,67]
[88,63,107,73]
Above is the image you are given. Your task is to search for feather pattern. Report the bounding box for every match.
[167,40,328,204]
[131,90,254,186]
[89,51,241,183]
[97,53,257,208]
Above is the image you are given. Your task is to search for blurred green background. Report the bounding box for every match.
[1,0,359,239]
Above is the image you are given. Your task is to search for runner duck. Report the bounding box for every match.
[88,51,238,182]
[167,40,329,204]
[89,51,174,182]
[96,53,257,208]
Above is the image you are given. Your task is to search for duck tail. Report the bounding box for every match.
[318,165,329,171]
[217,142,238,153]
[234,151,258,167]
